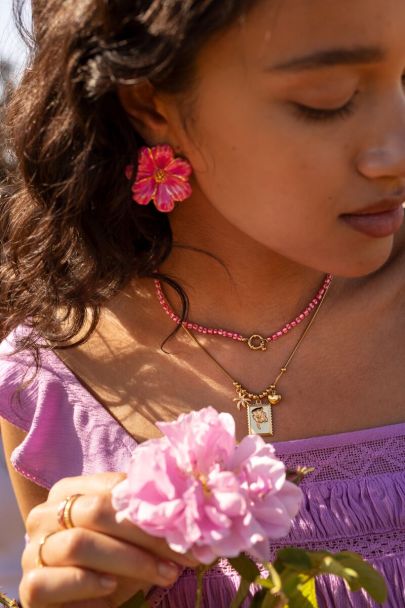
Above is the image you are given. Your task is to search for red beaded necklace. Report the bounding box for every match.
[154,273,333,351]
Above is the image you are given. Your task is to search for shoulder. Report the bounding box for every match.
[0,326,135,490]
[0,328,74,432]
[1,419,49,517]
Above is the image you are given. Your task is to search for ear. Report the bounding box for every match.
[117,80,171,145]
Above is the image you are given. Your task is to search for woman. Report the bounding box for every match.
[0,0,404,606]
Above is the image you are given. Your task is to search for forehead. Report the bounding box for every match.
[262,0,405,56]
[201,0,405,70]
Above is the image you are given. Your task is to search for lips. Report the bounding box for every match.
[341,200,404,238]
[345,197,405,216]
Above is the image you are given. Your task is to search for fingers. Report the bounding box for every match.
[71,493,199,568]
[20,566,117,608]
[24,528,181,588]
[22,472,192,607]
[48,472,127,502]
[26,493,198,569]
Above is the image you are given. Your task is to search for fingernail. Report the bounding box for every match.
[157,561,179,581]
[99,575,117,589]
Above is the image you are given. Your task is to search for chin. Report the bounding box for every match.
[328,236,396,278]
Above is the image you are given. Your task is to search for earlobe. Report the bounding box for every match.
[117,81,169,144]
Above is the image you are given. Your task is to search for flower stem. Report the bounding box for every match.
[194,562,218,608]
[195,566,205,608]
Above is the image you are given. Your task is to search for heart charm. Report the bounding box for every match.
[268,392,282,405]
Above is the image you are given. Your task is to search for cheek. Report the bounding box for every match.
[190,106,344,241]
[185,101,394,276]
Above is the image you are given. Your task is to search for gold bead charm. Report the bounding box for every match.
[268,387,282,405]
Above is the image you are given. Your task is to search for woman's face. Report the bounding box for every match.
[171,0,405,277]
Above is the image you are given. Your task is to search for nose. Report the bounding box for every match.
[356,98,405,181]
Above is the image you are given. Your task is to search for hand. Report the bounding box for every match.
[20,472,199,608]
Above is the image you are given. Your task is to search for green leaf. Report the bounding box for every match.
[257,577,276,590]
[322,552,388,603]
[273,548,312,574]
[281,573,306,598]
[317,554,357,581]
[287,576,318,608]
[267,562,283,594]
[261,592,287,608]
[251,588,287,608]
[286,466,316,485]
[273,549,386,605]
[300,577,317,605]
[288,589,317,608]
[229,554,261,583]
[250,588,269,607]
[119,590,149,608]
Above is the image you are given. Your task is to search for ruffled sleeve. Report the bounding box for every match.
[0,330,136,489]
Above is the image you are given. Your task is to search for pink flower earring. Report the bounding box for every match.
[125,144,193,213]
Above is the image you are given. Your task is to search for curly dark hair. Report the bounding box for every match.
[0,0,254,350]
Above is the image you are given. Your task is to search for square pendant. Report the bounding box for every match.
[247,402,273,436]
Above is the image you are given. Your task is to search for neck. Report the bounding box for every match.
[158,196,329,336]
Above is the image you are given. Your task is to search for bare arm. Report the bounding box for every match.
[1,418,49,523]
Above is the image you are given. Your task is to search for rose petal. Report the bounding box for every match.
[111,406,300,564]
[233,435,273,467]
[209,471,246,516]
[190,544,218,565]
[274,481,303,518]
[135,498,184,529]
[251,490,302,539]
[158,408,236,474]
[249,538,271,563]
[205,505,232,529]
[243,455,286,497]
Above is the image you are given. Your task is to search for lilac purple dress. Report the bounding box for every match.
[0,330,404,607]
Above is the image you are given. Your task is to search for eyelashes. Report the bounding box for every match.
[292,95,357,122]
[291,75,405,123]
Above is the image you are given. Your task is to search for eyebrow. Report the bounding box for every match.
[268,46,386,72]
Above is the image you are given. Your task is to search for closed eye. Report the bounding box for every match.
[292,96,357,122]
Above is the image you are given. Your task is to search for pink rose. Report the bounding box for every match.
[112,407,302,564]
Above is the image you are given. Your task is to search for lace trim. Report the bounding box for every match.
[278,435,405,484]
[148,533,405,608]
[270,528,405,561]
[157,528,405,583]
[147,535,405,608]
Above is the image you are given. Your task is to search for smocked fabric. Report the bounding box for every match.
[0,330,404,607]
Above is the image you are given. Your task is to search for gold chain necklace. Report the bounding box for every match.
[182,277,333,437]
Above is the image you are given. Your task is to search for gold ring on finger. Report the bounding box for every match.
[56,493,83,530]
[36,530,59,568]
[0,592,21,607]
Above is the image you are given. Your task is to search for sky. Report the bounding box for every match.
[0,0,30,77]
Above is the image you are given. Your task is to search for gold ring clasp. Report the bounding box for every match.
[247,335,267,351]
